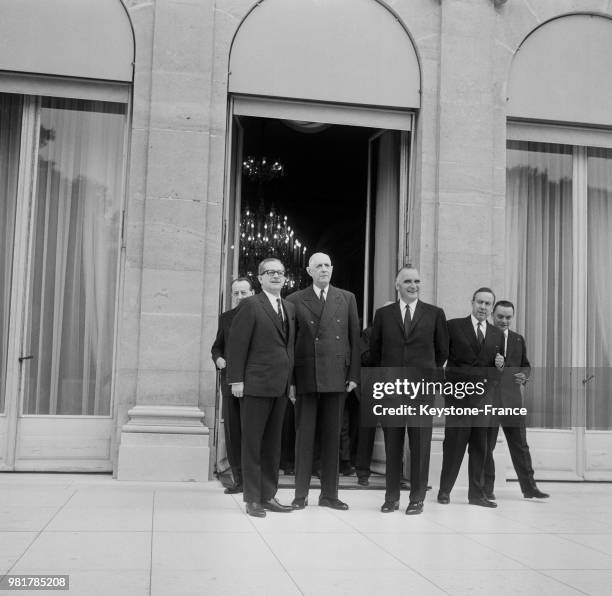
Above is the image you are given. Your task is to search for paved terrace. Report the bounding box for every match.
[0,474,611,595]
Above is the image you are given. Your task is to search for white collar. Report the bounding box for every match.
[400,299,418,312]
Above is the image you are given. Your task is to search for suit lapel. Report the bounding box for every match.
[302,286,324,318]
[485,321,502,355]
[407,301,423,335]
[392,302,404,335]
[258,293,285,338]
[319,285,339,329]
[463,316,480,355]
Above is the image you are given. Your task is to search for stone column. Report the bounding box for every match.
[117,0,215,481]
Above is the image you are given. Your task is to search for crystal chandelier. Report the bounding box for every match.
[238,156,308,291]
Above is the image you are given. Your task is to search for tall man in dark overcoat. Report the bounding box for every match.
[438,287,504,508]
[287,252,360,510]
[227,258,295,518]
[211,277,254,493]
[369,267,449,514]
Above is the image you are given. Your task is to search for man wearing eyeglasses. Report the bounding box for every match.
[227,258,296,518]
[211,277,254,495]
[287,252,361,511]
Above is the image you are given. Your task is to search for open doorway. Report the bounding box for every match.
[240,117,370,305]
[224,113,411,323]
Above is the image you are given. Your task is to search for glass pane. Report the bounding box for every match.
[23,98,126,415]
[0,93,22,414]
[506,141,573,428]
[586,147,612,430]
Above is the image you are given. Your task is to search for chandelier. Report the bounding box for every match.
[238,156,308,291]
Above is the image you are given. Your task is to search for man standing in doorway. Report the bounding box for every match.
[484,300,549,500]
[438,287,504,508]
[227,258,295,518]
[369,267,449,514]
[288,252,360,510]
[211,277,254,494]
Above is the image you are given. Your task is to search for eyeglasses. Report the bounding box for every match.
[261,269,286,277]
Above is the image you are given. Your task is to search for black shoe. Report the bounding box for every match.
[291,497,308,510]
[224,484,242,494]
[283,468,295,475]
[245,502,266,517]
[319,497,349,510]
[468,496,497,508]
[380,500,399,513]
[262,498,293,513]
[357,477,369,487]
[485,492,496,501]
[523,488,549,499]
[437,492,450,504]
[406,500,424,515]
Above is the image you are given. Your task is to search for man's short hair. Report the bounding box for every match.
[258,257,284,275]
[308,252,331,268]
[493,300,515,313]
[472,287,496,303]
[231,276,253,290]
[395,265,419,282]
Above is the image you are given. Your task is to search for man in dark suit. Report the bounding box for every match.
[369,267,449,514]
[211,277,254,494]
[288,252,360,511]
[438,287,504,508]
[484,300,549,499]
[227,258,295,518]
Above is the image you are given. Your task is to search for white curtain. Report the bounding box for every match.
[586,148,612,430]
[24,98,125,416]
[372,131,399,311]
[506,141,573,428]
[0,94,22,414]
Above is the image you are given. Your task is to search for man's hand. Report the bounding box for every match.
[495,353,505,370]
[231,382,244,397]
[513,372,528,385]
[215,357,226,370]
[288,385,296,404]
[346,381,357,393]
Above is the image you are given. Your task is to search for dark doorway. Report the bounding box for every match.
[238,117,373,312]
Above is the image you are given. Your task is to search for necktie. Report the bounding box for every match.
[404,305,411,334]
[277,298,288,336]
[477,322,485,347]
[319,290,326,305]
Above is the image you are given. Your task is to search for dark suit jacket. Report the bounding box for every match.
[226,293,295,397]
[446,316,505,401]
[211,307,237,385]
[369,300,449,369]
[499,329,531,408]
[287,284,360,394]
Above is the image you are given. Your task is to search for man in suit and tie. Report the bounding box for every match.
[288,252,360,511]
[438,287,504,508]
[227,258,295,518]
[211,277,254,494]
[484,300,549,500]
[369,267,449,514]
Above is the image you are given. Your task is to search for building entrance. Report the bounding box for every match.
[214,98,413,475]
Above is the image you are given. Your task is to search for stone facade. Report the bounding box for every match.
[114,0,612,480]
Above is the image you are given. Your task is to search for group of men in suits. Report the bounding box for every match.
[212,258,548,518]
[214,253,360,517]
[369,275,548,514]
